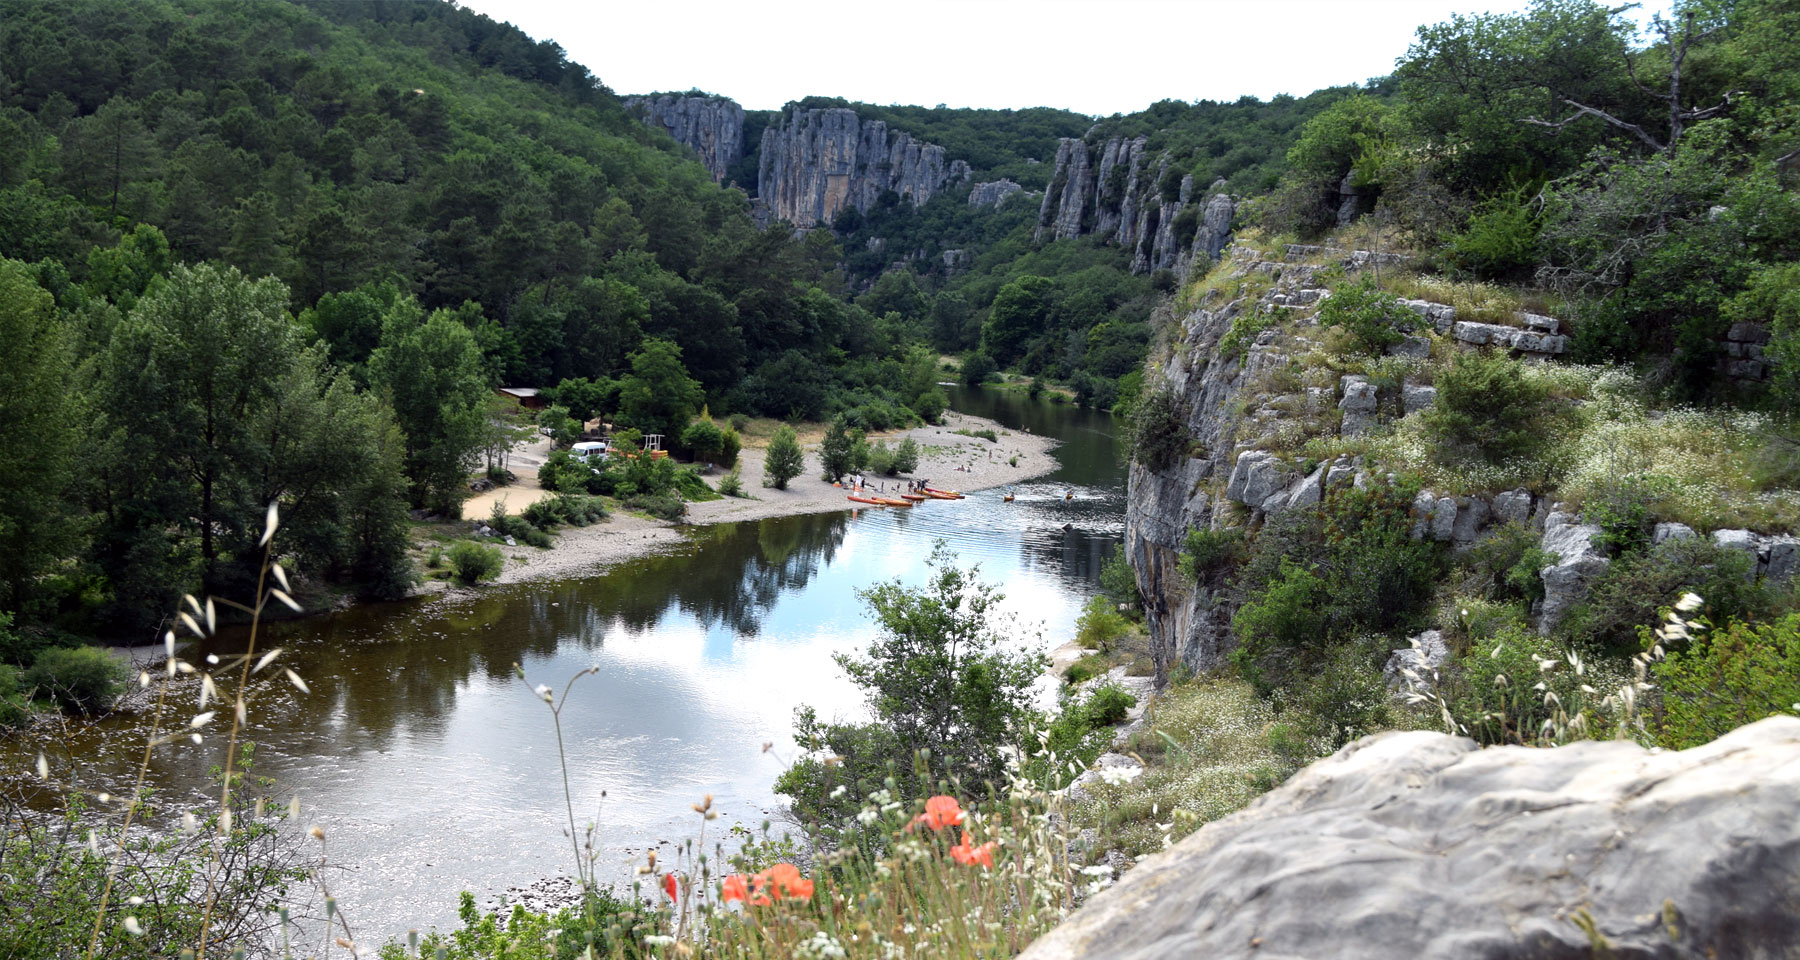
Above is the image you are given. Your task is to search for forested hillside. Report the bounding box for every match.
[0,0,949,648]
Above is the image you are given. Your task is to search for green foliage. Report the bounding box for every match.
[891,437,921,474]
[820,418,854,482]
[521,494,607,530]
[1178,527,1244,584]
[1316,274,1418,354]
[1128,385,1189,473]
[680,419,726,465]
[955,427,999,443]
[23,646,125,714]
[959,349,998,386]
[447,541,504,585]
[625,493,686,521]
[1022,682,1138,787]
[1218,307,1276,360]
[779,545,1046,829]
[1283,645,1392,749]
[1558,537,1764,657]
[0,259,77,615]
[370,300,491,516]
[1727,261,1800,406]
[1444,626,1590,745]
[1233,479,1439,697]
[717,465,746,498]
[1099,550,1142,610]
[762,426,805,490]
[0,664,29,728]
[1074,596,1130,652]
[617,338,704,440]
[1420,351,1554,466]
[536,405,582,448]
[1655,614,1800,749]
[1445,186,1542,280]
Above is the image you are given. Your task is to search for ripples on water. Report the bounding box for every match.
[4,389,1125,939]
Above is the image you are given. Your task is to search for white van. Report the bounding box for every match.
[570,441,608,461]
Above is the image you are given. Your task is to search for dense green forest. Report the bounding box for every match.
[0,0,951,652]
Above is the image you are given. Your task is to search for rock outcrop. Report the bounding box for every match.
[623,94,746,184]
[756,107,969,227]
[968,179,1024,208]
[1035,137,1235,276]
[1021,716,1800,960]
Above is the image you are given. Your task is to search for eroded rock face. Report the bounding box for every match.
[756,107,969,227]
[1020,717,1800,960]
[1538,512,1608,634]
[968,179,1024,208]
[623,94,746,183]
[1036,137,1234,275]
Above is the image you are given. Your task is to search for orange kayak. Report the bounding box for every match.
[900,493,927,502]
[847,495,886,505]
[874,497,913,507]
[923,488,964,500]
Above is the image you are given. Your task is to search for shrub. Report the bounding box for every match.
[625,493,686,521]
[1444,186,1541,280]
[1441,626,1630,746]
[1655,614,1800,749]
[1583,474,1664,556]
[728,412,750,432]
[1064,653,1108,684]
[24,646,126,714]
[447,541,504,585]
[1129,385,1189,472]
[1559,537,1764,656]
[1456,521,1554,602]
[1317,274,1418,354]
[1084,683,1137,726]
[866,441,896,476]
[764,425,804,489]
[1285,645,1391,749]
[522,494,606,529]
[1420,351,1554,465]
[1178,527,1243,584]
[1074,596,1130,652]
[1099,550,1142,610]
[960,349,997,385]
[718,426,742,468]
[1218,307,1276,360]
[0,664,31,727]
[681,419,726,465]
[672,466,721,502]
[1231,560,1328,697]
[425,545,443,568]
[891,437,920,474]
[717,466,745,498]
[912,388,947,424]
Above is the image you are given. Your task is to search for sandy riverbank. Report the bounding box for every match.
[490,411,1059,585]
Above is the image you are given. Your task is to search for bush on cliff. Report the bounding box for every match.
[1557,537,1763,657]
[1655,614,1800,749]
[1129,385,1190,472]
[1420,351,1556,466]
[1317,274,1419,354]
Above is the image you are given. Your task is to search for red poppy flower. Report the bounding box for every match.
[662,872,678,901]
[721,874,750,903]
[949,831,997,869]
[759,862,815,901]
[908,794,966,832]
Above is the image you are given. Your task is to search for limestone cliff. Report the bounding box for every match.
[1036,137,1235,277]
[756,107,970,227]
[1122,245,1792,679]
[623,94,746,184]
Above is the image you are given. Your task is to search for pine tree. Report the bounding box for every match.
[764,425,805,490]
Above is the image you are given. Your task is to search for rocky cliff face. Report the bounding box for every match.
[623,94,746,184]
[757,107,970,228]
[1021,716,1800,960]
[1036,137,1235,277]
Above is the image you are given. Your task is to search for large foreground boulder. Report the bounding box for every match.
[1022,717,1800,960]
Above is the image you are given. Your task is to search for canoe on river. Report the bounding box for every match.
[874,497,913,507]
[922,487,965,499]
[847,495,886,505]
[900,493,928,502]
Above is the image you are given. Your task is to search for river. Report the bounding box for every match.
[8,388,1125,941]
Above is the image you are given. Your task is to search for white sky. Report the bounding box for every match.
[455,0,1671,117]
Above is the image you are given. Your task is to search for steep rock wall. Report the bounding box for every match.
[756,107,970,227]
[1036,137,1235,277]
[623,94,746,184]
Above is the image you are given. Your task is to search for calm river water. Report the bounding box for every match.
[9,388,1125,940]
